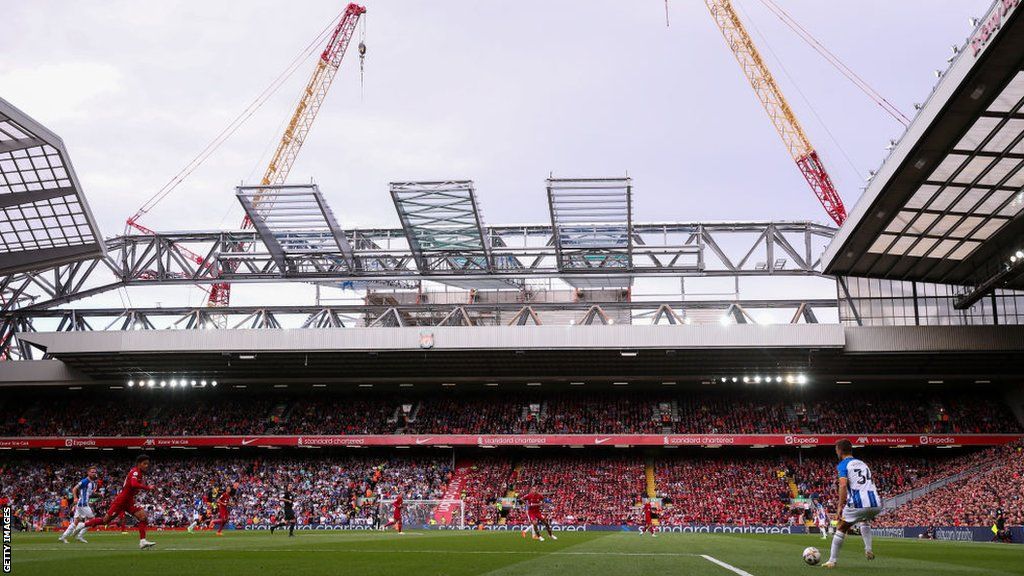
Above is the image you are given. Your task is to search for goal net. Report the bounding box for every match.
[377,499,465,530]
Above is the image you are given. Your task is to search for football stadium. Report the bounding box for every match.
[2,1,1024,574]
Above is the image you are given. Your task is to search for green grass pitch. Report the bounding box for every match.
[10,529,1024,575]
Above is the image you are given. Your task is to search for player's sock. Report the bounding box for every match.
[138,521,148,540]
[60,522,76,540]
[860,524,873,553]
[828,531,845,563]
[83,517,105,528]
[74,523,88,537]
[288,524,294,537]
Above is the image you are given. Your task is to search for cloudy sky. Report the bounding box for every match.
[1,0,993,310]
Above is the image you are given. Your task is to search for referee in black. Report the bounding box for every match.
[270,484,297,537]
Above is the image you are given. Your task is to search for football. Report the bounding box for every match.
[803,547,822,565]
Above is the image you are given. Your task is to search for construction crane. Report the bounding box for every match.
[207,2,367,306]
[703,0,847,226]
[124,4,366,305]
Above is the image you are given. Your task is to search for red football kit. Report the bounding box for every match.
[84,465,152,541]
[393,496,403,521]
[108,466,151,517]
[523,492,544,521]
[384,495,404,532]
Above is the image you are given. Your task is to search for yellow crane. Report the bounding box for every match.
[208,3,367,306]
[703,0,847,225]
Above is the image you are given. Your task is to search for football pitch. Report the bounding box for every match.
[9,530,1024,576]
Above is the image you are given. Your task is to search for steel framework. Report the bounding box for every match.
[3,298,838,360]
[547,177,633,287]
[0,220,835,311]
[390,180,522,289]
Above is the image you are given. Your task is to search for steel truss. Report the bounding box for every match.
[3,298,838,359]
[0,220,836,311]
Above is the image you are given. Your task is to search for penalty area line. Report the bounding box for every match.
[700,554,756,576]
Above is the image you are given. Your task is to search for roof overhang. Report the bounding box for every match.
[0,97,105,275]
[11,325,1024,384]
[824,0,1024,288]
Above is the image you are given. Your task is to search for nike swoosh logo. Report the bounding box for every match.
[241,438,258,445]
[415,437,432,445]
[594,438,611,444]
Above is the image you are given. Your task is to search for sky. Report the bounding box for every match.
[0,0,995,312]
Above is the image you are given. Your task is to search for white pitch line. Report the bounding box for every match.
[21,547,704,558]
[700,554,756,576]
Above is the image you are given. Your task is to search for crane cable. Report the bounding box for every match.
[756,0,912,127]
[734,0,866,184]
[127,7,349,229]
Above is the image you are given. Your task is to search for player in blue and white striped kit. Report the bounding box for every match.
[824,439,882,568]
[59,466,98,544]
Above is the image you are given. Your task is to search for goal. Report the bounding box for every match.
[377,499,465,530]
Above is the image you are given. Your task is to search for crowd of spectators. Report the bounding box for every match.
[656,455,793,525]
[1,446,1020,531]
[878,442,1024,527]
[1,390,1018,437]
[0,454,450,530]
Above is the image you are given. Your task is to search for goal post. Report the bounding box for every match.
[377,499,465,530]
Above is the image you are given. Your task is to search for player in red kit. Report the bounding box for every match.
[520,486,556,542]
[639,498,658,537]
[384,494,404,534]
[82,454,156,549]
[213,483,238,536]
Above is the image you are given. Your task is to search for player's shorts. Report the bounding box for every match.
[218,505,228,520]
[73,505,95,521]
[106,498,140,518]
[842,506,881,524]
[527,509,542,522]
[284,508,295,521]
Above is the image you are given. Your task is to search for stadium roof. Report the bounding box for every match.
[14,324,1024,384]
[823,0,1024,290]
[0,97,105,275]
[390,180,522,289]
[236,184,356,272]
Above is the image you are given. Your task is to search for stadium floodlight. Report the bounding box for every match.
[775,376,782,383]
[211,381,218,387]
[620,350,638,357]
[127,380,135,387]
[191,380,197,386]
[147,379,155,387]
[731,377,738,383]
[159,381,166,388]
[753,376,762,384]
[796,374,808,385]
[200,380,207,387]
[170,380,177,388]
[720,377,727,383]
[1017,251,1023,259]
[743,376,750,383]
